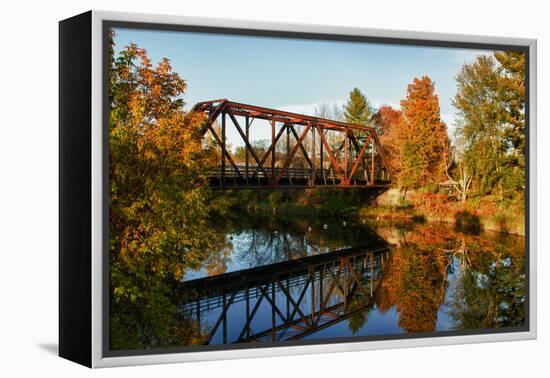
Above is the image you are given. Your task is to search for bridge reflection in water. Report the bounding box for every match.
[178,243,390,345]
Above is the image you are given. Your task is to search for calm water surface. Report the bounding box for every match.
[178,213,526,345]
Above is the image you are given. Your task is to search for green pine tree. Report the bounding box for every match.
[343,88,373,126]
[494,51,525,167]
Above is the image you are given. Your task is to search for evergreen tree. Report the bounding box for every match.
[397,76,449,189]
[343,88,373,126]
[494,51,526,166]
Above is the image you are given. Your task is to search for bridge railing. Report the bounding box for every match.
[208,164,391,186]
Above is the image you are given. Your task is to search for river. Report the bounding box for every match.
[177,212,526,346]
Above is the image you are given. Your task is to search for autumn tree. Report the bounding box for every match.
[453,56,503,196]
[373,105,402,179]
[343,88,373,127]
[375,225,451,333]
[108,33,228,350]
[453,53,524,199]
[397,76,449,189]
[395,247,447,332]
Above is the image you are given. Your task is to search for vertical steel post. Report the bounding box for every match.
[320,128,324,182]
[344,131,349,184]
[286,124,290,181]
[311,124,316,185]
[222,291,227,343]
[196,300,200,326]
[310,269,315,322]
[245,287,250,339]
[245,115,250,180]
[271,281,276,341]
[221,112,226,188]
[343,260,348,308]
[286,277,290,319]
[319,267,324,311]
[371,138,375,184]
[271,120,276,178]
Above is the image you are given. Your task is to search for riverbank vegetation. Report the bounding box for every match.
[220,185,524,235]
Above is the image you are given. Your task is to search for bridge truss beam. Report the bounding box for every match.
[178,247,390,344]
[192,99,393,189]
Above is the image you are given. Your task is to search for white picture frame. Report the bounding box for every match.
[59,10,537,368]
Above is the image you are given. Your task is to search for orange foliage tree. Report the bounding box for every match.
[377,226,448,333]
[396,76,449,189]
[108,34,228,350]
[373,105,402,179]
[375,223,526,332]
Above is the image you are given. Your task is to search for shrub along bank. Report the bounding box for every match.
[218,187,525,236]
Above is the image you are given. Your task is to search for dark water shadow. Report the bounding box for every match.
[454,210,482,235]
[38,343,58,356]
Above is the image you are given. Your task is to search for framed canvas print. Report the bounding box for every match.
[59,10,537,368]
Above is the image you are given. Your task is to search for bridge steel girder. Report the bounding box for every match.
[177,247,391,345]
[191,99,393,189]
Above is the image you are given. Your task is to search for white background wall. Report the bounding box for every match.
[0,0,546,376]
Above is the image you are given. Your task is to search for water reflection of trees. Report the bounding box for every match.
[347,297,370,334]
[208,212,386,270]
[374,223,525,333]
[448,234,525,329]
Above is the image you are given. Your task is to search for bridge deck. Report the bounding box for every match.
[208,165,391,189]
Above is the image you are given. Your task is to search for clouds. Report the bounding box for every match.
[450,49,494,64]
[278,99,403,119]
[419,47,493,65]
[278,99,346,117]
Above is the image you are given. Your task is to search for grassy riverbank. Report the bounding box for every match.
[219,188,525,236]
[363,189,525,235]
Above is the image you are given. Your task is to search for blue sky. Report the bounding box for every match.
[112,27,497,146]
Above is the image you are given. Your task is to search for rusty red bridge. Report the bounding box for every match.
[192,99,392,189]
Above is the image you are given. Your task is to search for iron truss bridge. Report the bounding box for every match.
[177,240,392,344]
[191,99,393,189]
